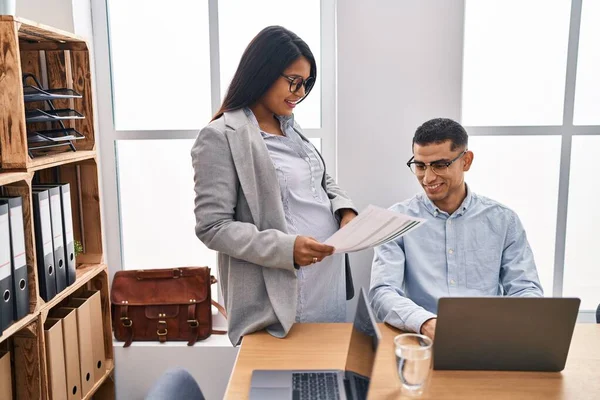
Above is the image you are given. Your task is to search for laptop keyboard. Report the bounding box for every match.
[292,372,340,400]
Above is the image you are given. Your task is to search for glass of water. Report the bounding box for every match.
[394,333,433,396]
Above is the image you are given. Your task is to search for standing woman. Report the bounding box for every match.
[192,26,357,346]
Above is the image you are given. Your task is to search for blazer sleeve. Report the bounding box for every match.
[191,125,297,271]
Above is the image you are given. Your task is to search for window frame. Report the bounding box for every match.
[91,0,337,288]
[462,0,598,320]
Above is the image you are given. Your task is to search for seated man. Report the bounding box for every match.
[369,118,543,340]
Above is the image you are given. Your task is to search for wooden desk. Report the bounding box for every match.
[370,323,600,400]
[225,323,600,400]
[225,324,352,399]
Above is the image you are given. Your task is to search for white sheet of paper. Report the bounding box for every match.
[325,205,425,253]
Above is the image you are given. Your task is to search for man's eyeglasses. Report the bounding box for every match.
[281,74,315,97]
[406,149,468,177]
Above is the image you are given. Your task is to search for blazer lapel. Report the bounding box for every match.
[223,110,287,232]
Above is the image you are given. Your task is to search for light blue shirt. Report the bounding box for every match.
[244,108,346,323]
[369,186,543,334]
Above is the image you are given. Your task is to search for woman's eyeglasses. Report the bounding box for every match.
[281,74,315,97]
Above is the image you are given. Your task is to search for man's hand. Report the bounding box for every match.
[420,318,437,341]
[293,236,335,267]
[339,209,357,228]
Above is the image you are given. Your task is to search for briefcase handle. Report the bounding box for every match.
[135,268,182,280]
[134,267,213,281]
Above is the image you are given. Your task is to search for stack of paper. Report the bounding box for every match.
[325,205,425,253]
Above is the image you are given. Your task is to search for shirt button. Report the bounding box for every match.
[450,279,456,286]
[448,249,454,255]
[448,220,452,225]
[305,157,310,162]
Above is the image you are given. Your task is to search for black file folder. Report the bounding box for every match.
[33,187,67,293]
[32,190,57,301]
[0,197,29,320]
[32,184,75,285]
[0,203,14,332]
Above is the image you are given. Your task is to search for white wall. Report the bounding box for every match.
[336,0,465,318]
[113,338,238,400]
[16,0,75,32]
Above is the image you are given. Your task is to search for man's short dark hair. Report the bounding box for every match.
[413,118,468,151]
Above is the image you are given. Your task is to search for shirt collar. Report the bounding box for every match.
[418,183,473,218]
[243,107,294,137]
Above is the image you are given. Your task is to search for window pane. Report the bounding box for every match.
[573,1,600,125]
[116,140,216,273]
[564,136,600,310]
[462,0,571,126]
[308,138,321,153]
[218,0,321,128]
[466,136,562,295]
[107,1,211,130]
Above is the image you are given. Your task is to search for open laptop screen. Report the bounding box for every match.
[344,288,382,378]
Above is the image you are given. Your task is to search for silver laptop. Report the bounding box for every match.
[249,288,381,400]
[434,297,580,372]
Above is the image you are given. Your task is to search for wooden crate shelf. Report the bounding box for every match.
[13,317,43,399]
[40,266,114,400]
[0,312,38,345]
[28,150,96,172]
[0,16,95,171]
[0,16,87,48]
[0,171,33,186]
[0,17,114,399]
[35,157,104,265]
[83,359,115,400]
[39,263,108,318]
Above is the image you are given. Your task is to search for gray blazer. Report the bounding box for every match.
[191,109,356,345]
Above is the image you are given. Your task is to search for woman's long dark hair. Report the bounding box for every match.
[212,26,317,121]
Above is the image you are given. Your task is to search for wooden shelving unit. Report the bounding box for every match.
[0,15,114,399]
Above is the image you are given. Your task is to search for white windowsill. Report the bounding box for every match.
[113,331,232,348]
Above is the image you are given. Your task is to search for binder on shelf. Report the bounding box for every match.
[66,298,94,397]
[44,318,68,400]
[0,351,12,400]
[34,186,67,293]
[73,291,105,383]
[31,184,76,285]
[51,308,82,400]
[0,197,29,320]
[0,203,14,333]
[32,190,57,301]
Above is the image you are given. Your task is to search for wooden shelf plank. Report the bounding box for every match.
[0,171,31,186]
[0,312,38,344]
[0,16,87,44]
[39,263,107,316]
[83,360,115,400]
[26,150,96,172]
